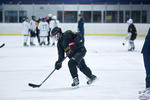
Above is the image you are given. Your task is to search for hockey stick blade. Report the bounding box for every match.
[28,57,67,88]
[0,43,5,48]
[28,83,41,88]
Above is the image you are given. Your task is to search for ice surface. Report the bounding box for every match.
[0,36,146,100]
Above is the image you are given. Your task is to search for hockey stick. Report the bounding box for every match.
[0,43,5,48]
[122,33,131,46]
[122,39,128,46]
[28,69,56,88]
[28,56,67,88]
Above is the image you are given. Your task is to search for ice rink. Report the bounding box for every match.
[0,36,146,100]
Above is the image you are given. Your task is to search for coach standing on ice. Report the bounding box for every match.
[139,28,150,100]
[78,14,85,44]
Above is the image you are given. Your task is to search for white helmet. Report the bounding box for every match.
[52,16,57,20]
[127,18,133,24]
[48,14,52,17]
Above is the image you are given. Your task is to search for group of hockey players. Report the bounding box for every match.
[22,14,59,46]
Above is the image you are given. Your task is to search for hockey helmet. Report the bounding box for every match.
[52,16,57,20]
[127,18,133,24]
[32,16,36,20]
[23,17,28,21]
[63,30,75,40]
[51,27,62,36]
[48,14,52,17]
[22,17,29,22]
[42,18,46,22]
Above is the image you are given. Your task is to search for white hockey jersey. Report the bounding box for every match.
[50,20,59,32]
[30,20,36,32]
[38,22,49,37]
[22,21,30,35]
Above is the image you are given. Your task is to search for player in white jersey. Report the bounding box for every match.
[22,17,30,46]
[49,16,60,46]
[46,14,53,45]
[30,16,37,46]
[38,18,49,46]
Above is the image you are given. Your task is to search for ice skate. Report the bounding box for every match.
[128,47,134,51]
[40,42,46,46]
[71,77,79,88]
[87,75,97,85]
[39,42,43,46]
[139,88,150,100]
[51,42,55,46]
[30,42,35,46]
[47,42,50,46]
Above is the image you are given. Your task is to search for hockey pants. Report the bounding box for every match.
[68,49,92,79]
[129,40,135,50]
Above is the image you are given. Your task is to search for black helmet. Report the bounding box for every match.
[63,30,75,39]
[42,18,46,22]
[32,16,36,20]
[51,27,62,36]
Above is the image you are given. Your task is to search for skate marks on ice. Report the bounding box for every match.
[25,85,95,93]
[87,48,100,54]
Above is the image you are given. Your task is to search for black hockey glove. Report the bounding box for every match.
[55,61,62,70]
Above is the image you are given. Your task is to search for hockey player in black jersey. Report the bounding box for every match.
[51,27,97,87]
[127,18,137,51]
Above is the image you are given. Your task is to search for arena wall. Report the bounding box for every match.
[0,23,149,36]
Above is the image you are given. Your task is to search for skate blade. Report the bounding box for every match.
[72,85,79,89]
[139,97,149,100]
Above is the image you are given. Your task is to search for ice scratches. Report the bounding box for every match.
[25,85,94,93]
[0,69,47,72]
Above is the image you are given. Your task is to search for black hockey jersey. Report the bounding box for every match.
[128,24,137,40]
[57,31,86,62]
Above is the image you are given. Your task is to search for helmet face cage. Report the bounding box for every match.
[53,33,61,40]
[51,27,62,39]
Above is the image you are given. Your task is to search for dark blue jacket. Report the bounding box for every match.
[78,18,84,35]
[141,28,150,56]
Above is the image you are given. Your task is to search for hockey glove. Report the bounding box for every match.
[55,61,62,70]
